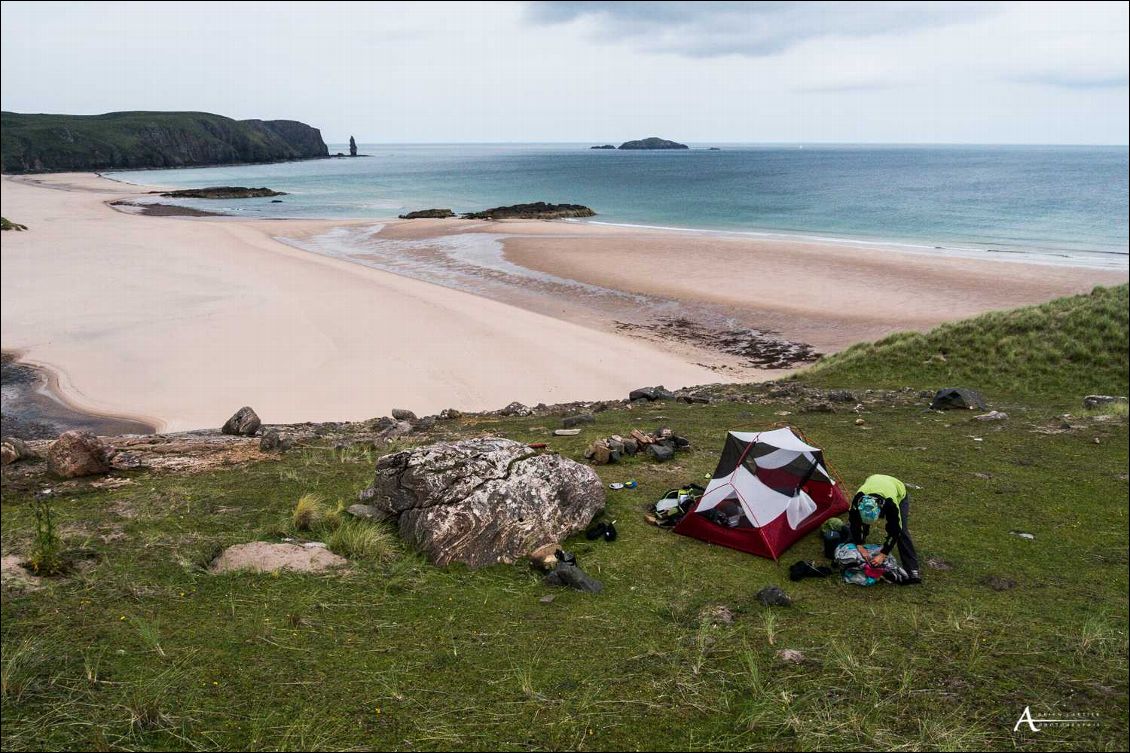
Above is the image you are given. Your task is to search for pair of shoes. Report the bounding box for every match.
[903,570,923,585]
[585,521,618,542]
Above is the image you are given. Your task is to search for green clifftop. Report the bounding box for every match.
[1,111,329,173]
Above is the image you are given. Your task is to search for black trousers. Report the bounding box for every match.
[896,495,920,573]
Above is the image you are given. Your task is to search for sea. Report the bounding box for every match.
[110,143,1129,268]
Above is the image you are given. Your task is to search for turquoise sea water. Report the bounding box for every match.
[111,143,1129,267]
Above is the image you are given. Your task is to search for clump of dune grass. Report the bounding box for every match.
[324,518,397,563]
[292,493,336,532]
[1,216,28,231]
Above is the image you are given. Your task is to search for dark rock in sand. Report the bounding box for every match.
[461,202,596,220]
[222,407,261,436]
[544,562,603,593]
[757,585,792,607]
[618,137,689,150]
[159,186,286,199]
[930,388,988,411]
[47,430,111,478]
[398,208,456,219]
[562,414,596,429]
[359,438,605,567]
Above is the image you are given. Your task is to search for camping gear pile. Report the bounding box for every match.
[584,427,690,465]
[834,543,910,586]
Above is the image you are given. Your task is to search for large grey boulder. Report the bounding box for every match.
[929,388,987,411]
[222,406,261,436]
[47,430,110,478]
[358,438,605,567]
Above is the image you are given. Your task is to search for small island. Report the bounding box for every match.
[460,202,596,220]
[158,186,286,199]
[590,144,616,150]
[398,208,456,219]
[618,137,688,150]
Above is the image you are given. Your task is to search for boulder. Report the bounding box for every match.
[259,429,282,451]
[439,408,463,420]
[499,402,533,417]
[391,408,417,422]
[357,438,605,567]
[346,503,388,522]
[414,416,436,431]
[544,562,603,593]
[209,542,347,574]
[47,431,110,478]
[1,436,30,465]
[1083,395,1127,410]
[929,388,987,411]
[222,406,261,436]
[646,444,675,462]
[629,386,677,402]
[562,413,596,428]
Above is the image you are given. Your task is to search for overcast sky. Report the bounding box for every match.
[1,1,1126,144]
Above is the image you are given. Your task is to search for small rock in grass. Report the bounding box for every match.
[981,575,1017,591]
[776,649,807,664]
[539,594,556,604]
[209,542,347,574]
[974,411,1008,422]
[926,557,954,571]
[562,414,596,428]
[757,585,792,607]
[1009,531,1035,540]
[346,504,388,522]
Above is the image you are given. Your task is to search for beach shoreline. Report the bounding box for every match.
[2,172,1126,434]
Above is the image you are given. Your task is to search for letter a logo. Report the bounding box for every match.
[1014,706,1040,732]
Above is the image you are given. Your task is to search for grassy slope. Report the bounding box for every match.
[1,288,1127,751]
[0,111,326,173]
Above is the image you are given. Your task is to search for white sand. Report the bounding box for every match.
[0,173,717,432]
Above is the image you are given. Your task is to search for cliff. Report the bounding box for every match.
[0,111,329,173]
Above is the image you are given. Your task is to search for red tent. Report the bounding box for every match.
[673,427,848,560]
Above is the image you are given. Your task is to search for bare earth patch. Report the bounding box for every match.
[1,554,44,592]
[209,541,347,574]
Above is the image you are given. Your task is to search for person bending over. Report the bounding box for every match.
[849,474,922,585]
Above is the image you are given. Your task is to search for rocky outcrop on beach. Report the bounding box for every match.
[0,111,329,173]
[158,187,286,199]
[618,137,689,150]
[590,144,616,150]
[1,217,28,231]
[461,202,596,220]
[358,438,605,568]
[398,209,456,219]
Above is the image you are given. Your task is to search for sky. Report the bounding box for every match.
[1,1,1127,144]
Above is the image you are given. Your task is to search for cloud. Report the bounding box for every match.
[1013,72,1128,89]
[525,1,992,58]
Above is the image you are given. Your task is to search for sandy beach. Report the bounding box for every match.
[2,173,1125,433]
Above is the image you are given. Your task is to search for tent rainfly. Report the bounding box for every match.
[673,427,849,559]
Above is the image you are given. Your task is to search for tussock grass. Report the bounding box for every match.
[324,518,397,563]
[291,492,331,531]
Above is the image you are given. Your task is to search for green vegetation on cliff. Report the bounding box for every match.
[1,111,328,173]
[1,287,1126,751]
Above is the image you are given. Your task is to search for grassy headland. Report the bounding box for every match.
[1,286,1127,751]
[0,111,328,173]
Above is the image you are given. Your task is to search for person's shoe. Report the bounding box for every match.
[904,570,923,585]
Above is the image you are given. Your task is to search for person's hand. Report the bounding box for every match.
[870,552,887,566]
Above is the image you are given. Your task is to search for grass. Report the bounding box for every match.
[1,216,28,231]
[805,284,1128,405]
[1,289,1127,750]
